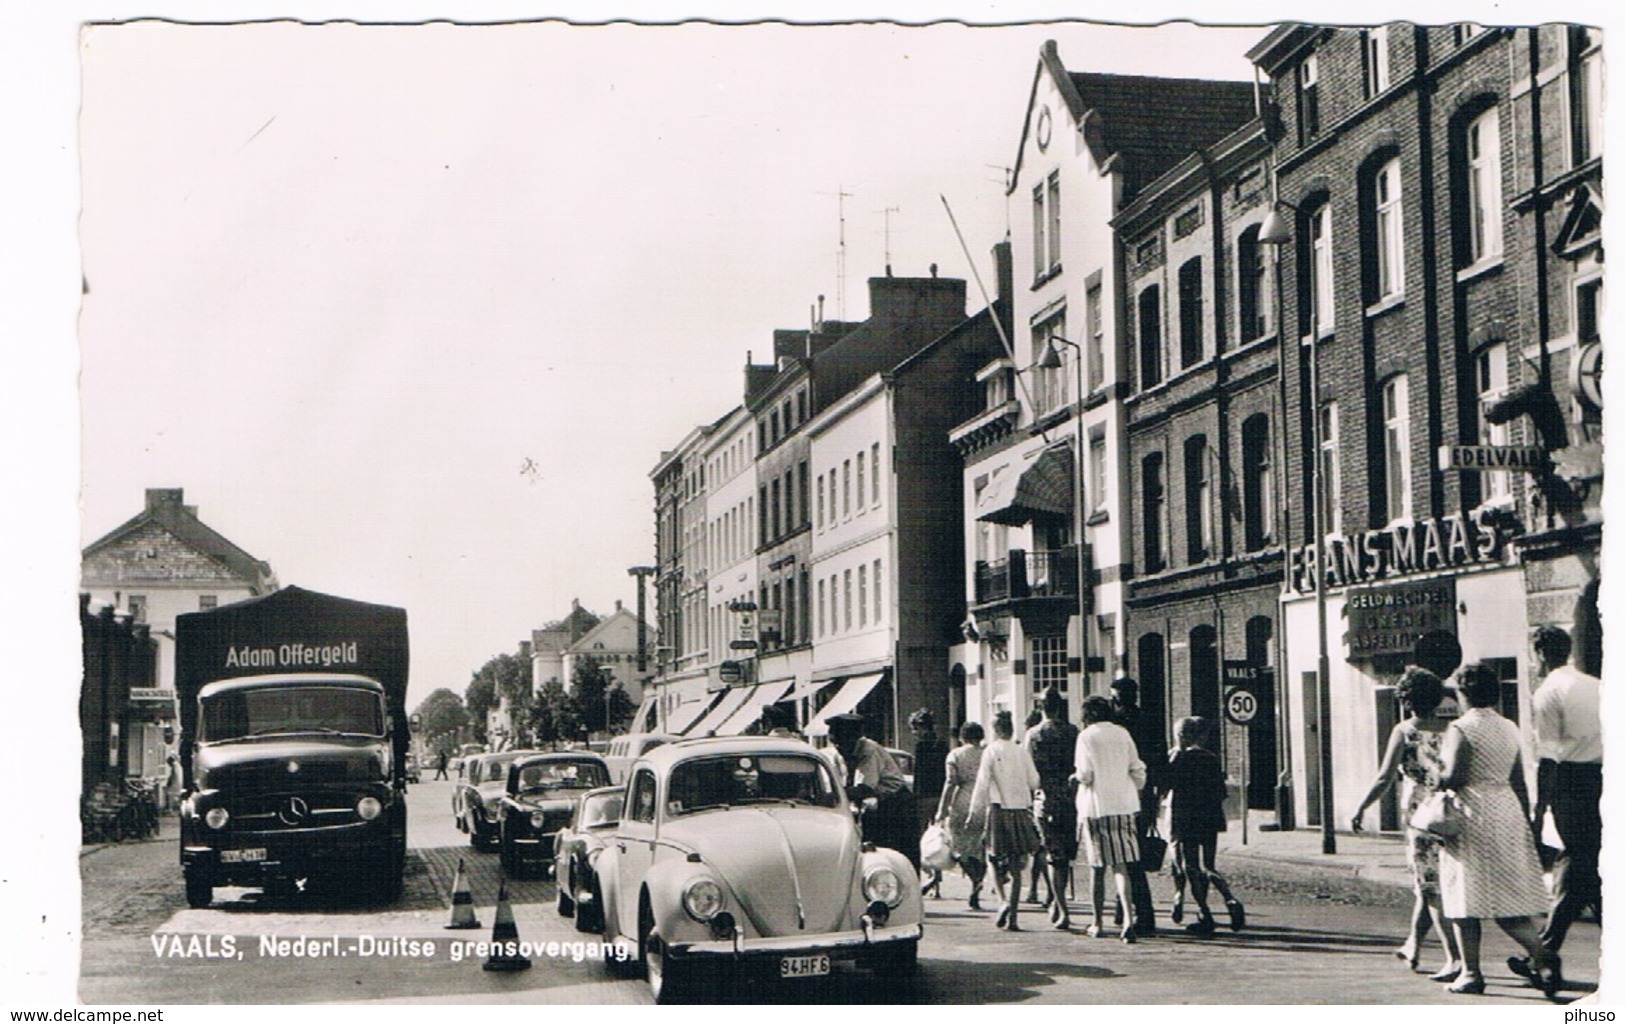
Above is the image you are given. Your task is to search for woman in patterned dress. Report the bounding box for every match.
[934,721,988,909]
[1352,667,1462,980]
[1436,663,1557,996]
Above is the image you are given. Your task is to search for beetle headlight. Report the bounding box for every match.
[682,878,724,921]
[356,796,383,820]
[204,807,230,830]
[530,811,546,829]
[485,795,503,814]
[863,866,903,908]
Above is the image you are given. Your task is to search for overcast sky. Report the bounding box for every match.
[74,18,1273,710]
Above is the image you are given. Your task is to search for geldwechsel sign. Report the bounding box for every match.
[1345,578,1458,660]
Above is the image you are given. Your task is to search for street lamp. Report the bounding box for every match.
[1038,334,1092,707]
[1259,197,1336,855]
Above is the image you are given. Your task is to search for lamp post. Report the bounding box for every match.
[1259,201,1336,855]
[1038,334,1091,708]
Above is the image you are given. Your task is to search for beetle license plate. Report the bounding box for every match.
[220,848,267,863]
[779,954,830,978]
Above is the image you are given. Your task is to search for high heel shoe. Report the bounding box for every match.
[1446,972,1486,995]
[995,903,1011,929]
[1533,954,1564,999]
[1120,922,1138,944]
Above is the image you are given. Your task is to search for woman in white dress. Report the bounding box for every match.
[1436,663,1557,996]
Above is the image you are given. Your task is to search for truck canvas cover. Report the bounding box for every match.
[175,586,409,786]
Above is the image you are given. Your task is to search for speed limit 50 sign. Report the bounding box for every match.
[1223,686,1260,726]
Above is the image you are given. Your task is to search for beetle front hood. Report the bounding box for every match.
[662,805,860,936]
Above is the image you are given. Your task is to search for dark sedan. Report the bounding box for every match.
[498,753,612,878]
[553,785,624,932]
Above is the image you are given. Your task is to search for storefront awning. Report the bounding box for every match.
[663,693,719,736]
[682,685,756,738]
[975,447,1072,526]
[712,679,796,736]
[804,670,889,736]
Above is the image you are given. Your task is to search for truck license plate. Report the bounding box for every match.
[779,954,830,978]
[221,848,267,863]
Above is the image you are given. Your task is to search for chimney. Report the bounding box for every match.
[145,488,184,513]
[744,357,777,404]
[570,599,584,642]
[519,640,532,659]
[992,240,1013,307]
[615,599,623,612]
[866,274,967,326]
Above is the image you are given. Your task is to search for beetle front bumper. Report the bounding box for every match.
[664,919,921,963]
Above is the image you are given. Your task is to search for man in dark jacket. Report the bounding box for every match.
[829,713,919,870]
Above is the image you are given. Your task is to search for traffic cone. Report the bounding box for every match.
[444,858,481,930]
[482,882,531,972]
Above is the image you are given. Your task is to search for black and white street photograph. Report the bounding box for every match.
[3,1,1615,1013]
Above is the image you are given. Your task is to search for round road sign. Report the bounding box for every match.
[1224,687,1259,726]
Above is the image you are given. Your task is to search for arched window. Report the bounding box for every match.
[1190,625,1220,723]
[1242,414,1274,551]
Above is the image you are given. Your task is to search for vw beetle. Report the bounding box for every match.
[598,736,922,1003]
[553,784,625,932]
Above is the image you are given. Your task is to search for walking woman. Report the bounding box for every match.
[1436,663,1557,996]
[1161,716,1244,936]
[1351,666,1461,979]
[1074,695,1148,943]
[970,711,1042,930]
[934,721,989,909]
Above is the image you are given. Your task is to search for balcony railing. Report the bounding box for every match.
[973,546,1079,605]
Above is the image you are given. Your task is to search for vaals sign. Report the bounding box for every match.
[1290,508,1509,595]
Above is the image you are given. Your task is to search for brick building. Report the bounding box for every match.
[1248,23,1603,831]
[1116,114,1284,812]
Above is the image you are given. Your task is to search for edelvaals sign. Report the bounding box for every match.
[1289,508,1510,595]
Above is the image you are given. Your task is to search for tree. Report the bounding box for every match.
[464,673,496,745]
[605,683,638,734]
[569,657,639,736]
[413,688,468,753]
[529,678,577,746]
[467,652,534,748]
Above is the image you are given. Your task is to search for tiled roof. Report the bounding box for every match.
[1068,71,1257,197]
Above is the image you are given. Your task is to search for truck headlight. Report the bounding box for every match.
[682,878,724,921]
[356,796,383,820]
[204,807,230,830]
[529,811,546,829]
[863,866,903,908]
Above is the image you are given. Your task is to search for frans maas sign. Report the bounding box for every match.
[1289,507,1511,595]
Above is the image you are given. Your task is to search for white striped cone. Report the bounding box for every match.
[482,882,531,971]
[444,857,481,930]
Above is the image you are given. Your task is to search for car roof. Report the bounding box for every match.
[511,751,610,769]
[632,735,825,773]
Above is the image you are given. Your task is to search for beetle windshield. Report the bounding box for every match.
[516,760,610,793]
[201,685,384,741]
[667,754,841,815]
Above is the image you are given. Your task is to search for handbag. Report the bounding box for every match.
[1409,790,1464,841]
[920,823,954,873]
[1140,825,1169,873]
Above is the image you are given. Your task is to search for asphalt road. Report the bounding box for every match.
[77,778,1600,1005]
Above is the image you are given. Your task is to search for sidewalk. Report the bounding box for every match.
[1219,820,1414,890]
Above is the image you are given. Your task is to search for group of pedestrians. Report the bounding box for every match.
[1351,625,1599,998]
[924,678,1242,943]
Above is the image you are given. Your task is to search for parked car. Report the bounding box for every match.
[604,733,678,784]
[453,750,538,849]
[598,736,923,1003]
[498,752,613,878]
[554,785,626,932]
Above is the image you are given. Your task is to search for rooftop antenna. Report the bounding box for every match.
[817,186,854,319]
[881,205,901,276]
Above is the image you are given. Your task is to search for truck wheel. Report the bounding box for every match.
[184,871,213,909]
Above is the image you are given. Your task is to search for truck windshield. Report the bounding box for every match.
[201,686,385,741]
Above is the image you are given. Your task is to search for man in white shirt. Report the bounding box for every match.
[1514,625,1602,982]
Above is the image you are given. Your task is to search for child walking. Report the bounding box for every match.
[1160,716,1244,936]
